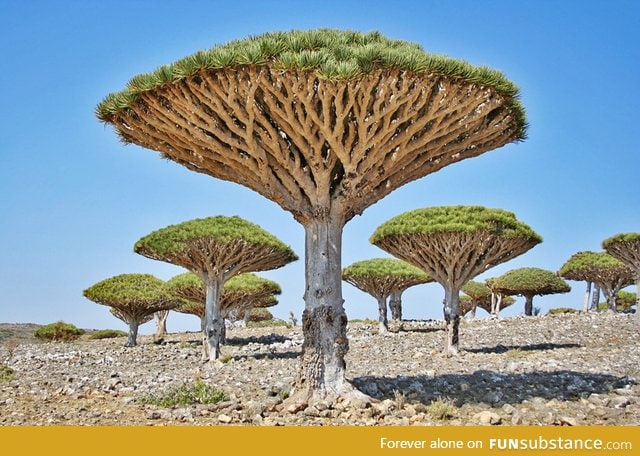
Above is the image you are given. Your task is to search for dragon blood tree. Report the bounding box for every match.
[97,29,527,402]
[559,251,635,312]
[83,274,179,347]
[460,280,516,318]
[604,233,640,313]
[490,267,570,316]
[371,206,541,355]
[168,271,282,355]
[342,258,431,333]
[135,216,296,360]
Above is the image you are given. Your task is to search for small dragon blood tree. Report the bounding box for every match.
[371,206,541,355]
[603,233,640,314]
[490,267,570,316]
[135,216,296,360]
[83,274,179,347]
[342,258,431,333]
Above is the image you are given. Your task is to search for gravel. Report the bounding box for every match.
[1,312,638,426]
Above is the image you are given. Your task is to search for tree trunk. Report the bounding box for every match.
[204,276,224,361]
[442,286,460,356]
[153,310,169,337]
[377,297,388,333]
[389,290,403,320]
[590,283,600,311]
[524,294,534,316]
[292,215,353,403]
[470,304,477,319]
[601,286,618,312]
[199,317,209,360]
[583,281,592,312]
[126,319,138,347]
[243,309,251,327]
[636,276,640,318]
[490,292,497,317]
[495,293,503,317]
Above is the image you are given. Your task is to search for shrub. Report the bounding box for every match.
[0,365,14,383]
[34,321,85,342]
[428,398,457,420]
[247,318,290,328]
[89,329,128,340]
[548,307,578,315]
[137,381,227,408]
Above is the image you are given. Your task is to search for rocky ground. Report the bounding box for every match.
[0,312,638,426]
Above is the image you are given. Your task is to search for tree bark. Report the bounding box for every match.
[636,276,640,318]
[590,283,600,311]
[583,281,592,312]
[389,290,403,320]
[442,287,460,355]
[470,304,477,319]
[490,292,497,317]
[126,320,139,347]
[293,214,354,403]
[153,310,169,337]
[199,316,209,360]
[377,297,389,333]
[524,294,534,316]
[496,293,503,317]
[204,276,225,361]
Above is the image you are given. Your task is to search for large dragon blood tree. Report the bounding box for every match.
[490,267,570,316]
[342,258,431,333]
[83,274,179,347]
[559,251,635,312]
[371,206,541,355]
[134,216,296,360]
[97,29,527,402]
[603,233,640,314]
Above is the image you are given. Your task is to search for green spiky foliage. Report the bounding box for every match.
[134,216,297,272]
[370,206,541,243]
[490,268,570,316]
[559,251,635,313]
[83,274,179,346]
[97,29,525,133]
[342,258,431,299]
[372,206,540,354]
[342,257,431,332]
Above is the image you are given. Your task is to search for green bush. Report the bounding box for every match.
[34,321,85,342]
[89,329,128,340]
[137,381,227,408]
[0,365,14,383]
[247,318,291,328]
[548,307,578,315]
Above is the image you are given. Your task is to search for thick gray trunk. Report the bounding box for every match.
[153,310,169,337]
[583,281,592,312]
[470,304,477,319]
[496,294,503,316]
[389,290,402,320]
[590,283,601,311]
[490,292,497,316]
[126,320,138,347]
[442,287,460,355]
[294,216,349,400]
[524,294,534,316]
[377,297,388,333]
[243,309,251,327]
[204,277,224,361]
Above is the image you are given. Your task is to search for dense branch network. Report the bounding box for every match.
[104,66,523,223]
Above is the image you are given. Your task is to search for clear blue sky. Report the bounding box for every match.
[1,0,638,334]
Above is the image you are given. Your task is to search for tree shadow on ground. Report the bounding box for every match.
[352,370,635,406]
[230,350,300,362]
[225,334,290,346]
[465,342,581,354]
